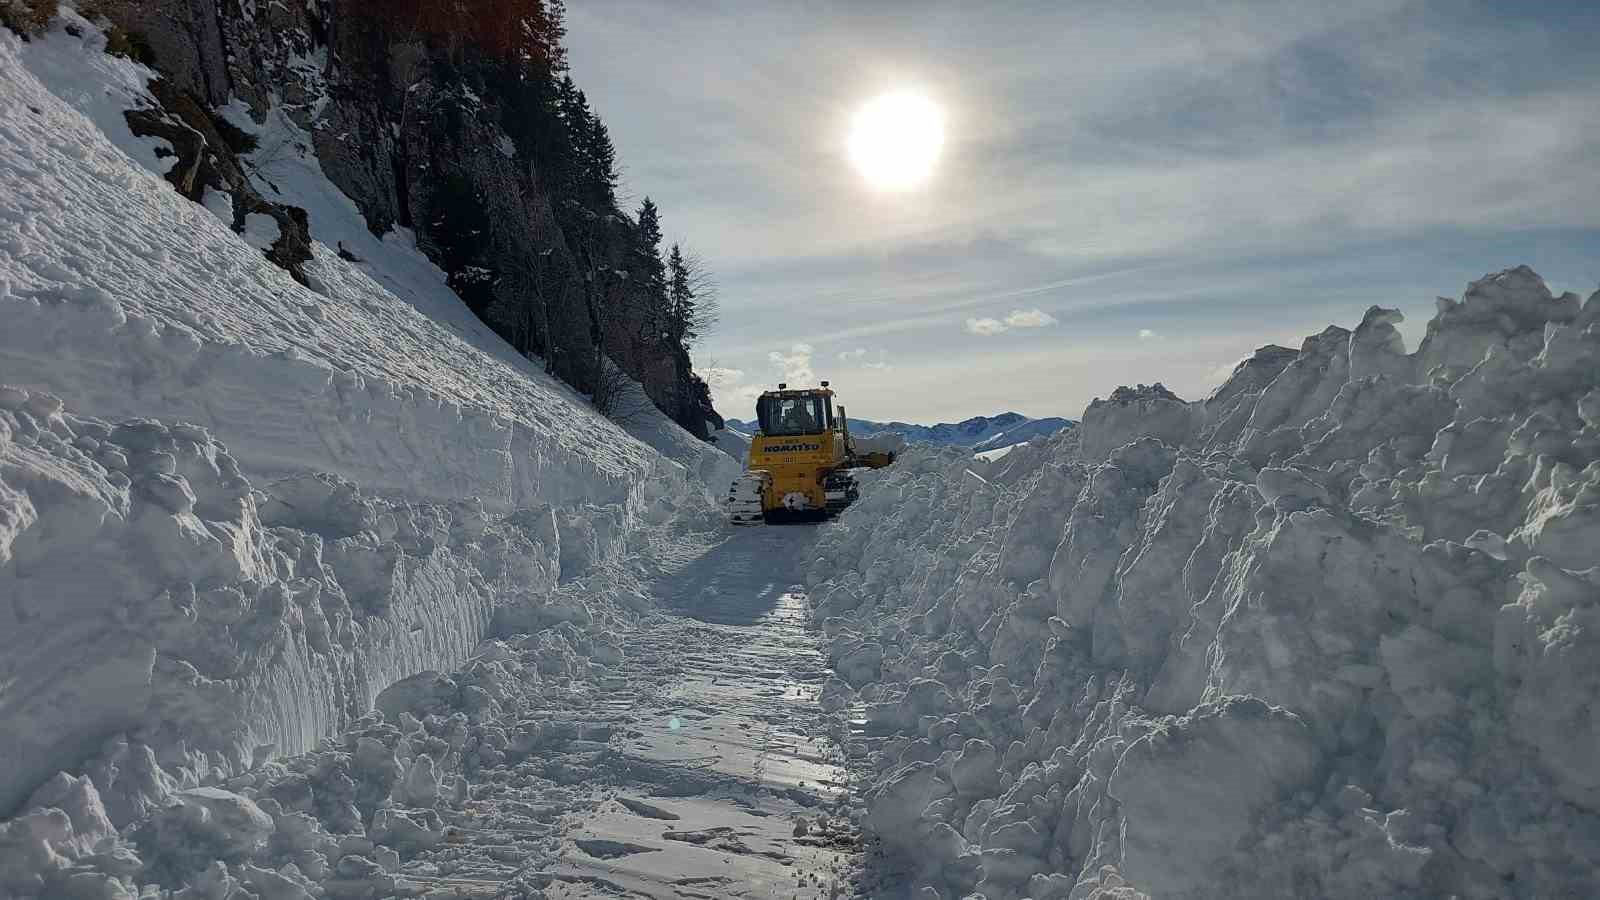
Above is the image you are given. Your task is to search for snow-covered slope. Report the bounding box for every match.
[973,443,1022,462]
[810,267,1600,899]
[0,19,731,826]
[970,416,1075,451]
[726,411,1074,451]
[1,19,736,509]
[710,422,753,463]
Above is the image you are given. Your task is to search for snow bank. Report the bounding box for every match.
[0,387,612,816]
[0,21,726,828]
[710,423,752,463]
[812,268,1600,899]
[1076,382,1195,460]
[1,548,625,899]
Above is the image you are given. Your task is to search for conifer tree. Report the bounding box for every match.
[584,116,618,206]
[552,77,617,209]
[667,243,694,346]
[635,198,667,313]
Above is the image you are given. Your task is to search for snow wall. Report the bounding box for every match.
[0,23,735,819]
[810,268,1600,899]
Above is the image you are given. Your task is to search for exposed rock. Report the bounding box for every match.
[125,78,312,284]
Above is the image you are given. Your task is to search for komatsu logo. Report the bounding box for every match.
[768,443,822,453]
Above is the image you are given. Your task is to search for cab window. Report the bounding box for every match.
[757,395,827,436]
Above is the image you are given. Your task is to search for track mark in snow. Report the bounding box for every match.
[548,528,862,899]
[616,796,681,820]
[576,839,662,860]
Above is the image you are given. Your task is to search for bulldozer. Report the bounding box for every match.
[726,381,895,524]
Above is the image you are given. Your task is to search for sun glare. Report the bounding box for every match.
[848,91,945,191]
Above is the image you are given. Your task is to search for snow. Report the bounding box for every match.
[12,13,176,175]
[710,423,752,462]
[971,417,1074,452]
[0,408,855,896]
[974,443,1020,462]
[241,212,280,251]
[806,268,1600,899]
[5,11,1600,900]
[201,187,234,226]
[0,18,848,900]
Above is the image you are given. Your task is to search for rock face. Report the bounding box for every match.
[809,268,1600,899]
[89,0,718,437]
[124,76,314,283]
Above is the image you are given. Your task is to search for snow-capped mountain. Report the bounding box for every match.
[725,411,1073,450]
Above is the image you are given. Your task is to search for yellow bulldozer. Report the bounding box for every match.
[726,381,895,524]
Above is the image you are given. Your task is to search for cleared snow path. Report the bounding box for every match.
[395,529,864,899]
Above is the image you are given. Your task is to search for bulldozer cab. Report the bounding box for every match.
[755,390,833,437]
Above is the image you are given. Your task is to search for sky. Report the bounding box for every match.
[565,0,1600,424]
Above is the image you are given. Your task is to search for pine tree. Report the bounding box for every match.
[555,75,585,122]
[552,77,616,209]
[635,198,666,294]
[584,116,618,206]
[523,0,568,74]
[549,76,593,208]
[667,243,694,347]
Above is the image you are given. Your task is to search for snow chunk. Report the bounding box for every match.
[243,212,281,251]
[201,188,234,226]
[1078,383,1196,459]
[1111,698,1320,895]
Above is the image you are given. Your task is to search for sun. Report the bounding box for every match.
[847,91,945,191]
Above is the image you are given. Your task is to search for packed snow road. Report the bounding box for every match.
[395,527,863,900]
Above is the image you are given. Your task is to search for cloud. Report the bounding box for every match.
[1138,328,1159,340]
[701,365,745,391]
[1005,308,1059,328]
[965,317,1009,336]
[700,365,766,410]
[966,308,1059,336]
[768,343,815,386]
[838,347,894,371]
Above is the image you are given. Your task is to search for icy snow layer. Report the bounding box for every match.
[810,267,1600,899]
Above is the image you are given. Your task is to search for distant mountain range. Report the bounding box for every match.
[723,411,1074,451]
